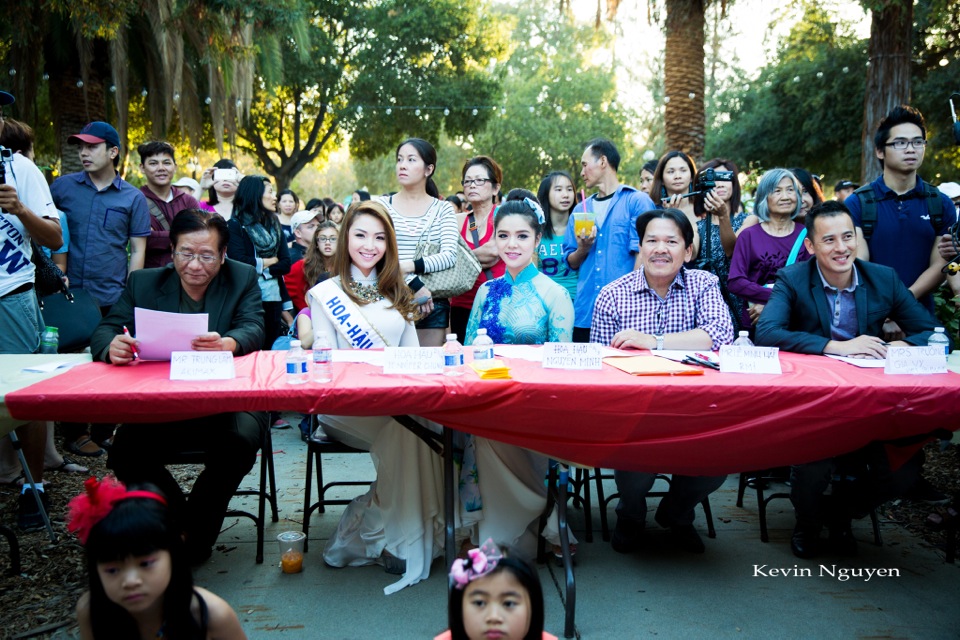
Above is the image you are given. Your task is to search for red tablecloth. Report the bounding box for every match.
[7,351,959,474]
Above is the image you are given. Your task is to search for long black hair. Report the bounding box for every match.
[396,138,440,199]
[233,175,276,227]
[650,150,696,206]
[207,158,237,205]
[85,486,202,640]
[536,171,576,239]
[447,553,545,640]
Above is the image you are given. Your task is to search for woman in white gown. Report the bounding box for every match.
[307,201,443,594]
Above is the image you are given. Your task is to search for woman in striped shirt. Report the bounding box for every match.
[377,138,459,346]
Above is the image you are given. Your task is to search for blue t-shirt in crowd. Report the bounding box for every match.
[845,175,956,313]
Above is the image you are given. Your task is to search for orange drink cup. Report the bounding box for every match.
[278,531,306,573]
[573,212,595,237]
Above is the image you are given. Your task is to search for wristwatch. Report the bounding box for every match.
[655,335,664,351]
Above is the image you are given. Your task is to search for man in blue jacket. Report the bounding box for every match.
[756,200,944,559]
[563,138,655,342]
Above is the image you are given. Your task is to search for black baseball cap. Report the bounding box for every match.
[68,121,121,149]
[0,91,14,107]
[834,180,859,191]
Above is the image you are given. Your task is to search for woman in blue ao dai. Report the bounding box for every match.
[464,198,576,558]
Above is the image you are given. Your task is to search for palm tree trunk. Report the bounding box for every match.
[50,71,108,175]
[860,0,912,184]
[664,0,706,162]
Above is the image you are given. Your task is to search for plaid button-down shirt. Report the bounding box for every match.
[590,267,734,349]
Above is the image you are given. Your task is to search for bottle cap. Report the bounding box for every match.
[291,340,301,348]
[446,333,456,341]
[477,328,487,335]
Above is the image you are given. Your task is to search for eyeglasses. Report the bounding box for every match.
[173,252,220,264]
[884,138,927,150]
[461,178,492,187]
[317,236,337,244]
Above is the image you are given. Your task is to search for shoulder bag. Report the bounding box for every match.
[413,204,482,298]
[38,286,102,353]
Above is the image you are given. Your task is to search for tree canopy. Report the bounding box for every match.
[237,0,504,191]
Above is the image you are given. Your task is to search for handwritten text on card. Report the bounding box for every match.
[884,346,948,375]
[383,347,445,374]
[719,345,782,374]
[170,351,235,380]
[542,342,603,370]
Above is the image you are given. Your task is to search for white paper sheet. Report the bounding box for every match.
[332,349,386,366]
[492,344,629,362]
[134,308,209,361]
[825,354,887,369]
[21,360,87,373]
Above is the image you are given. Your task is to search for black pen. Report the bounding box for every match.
[683,356,719,370]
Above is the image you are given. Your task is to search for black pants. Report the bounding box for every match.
[573,327,591,343]
[108,411,267,555]
[790,444,922,529]
[450,306,471,345]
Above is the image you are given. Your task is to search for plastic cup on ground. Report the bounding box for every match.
[278,531,306,573]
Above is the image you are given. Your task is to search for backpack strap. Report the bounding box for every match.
[856,182,944,241]
[854,184,877,241]
[922,182,943,234]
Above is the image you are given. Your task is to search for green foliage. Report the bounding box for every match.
[707,4,866,180]
[470,1,631,192]
[934,283,960,340]
[240,0,504,189]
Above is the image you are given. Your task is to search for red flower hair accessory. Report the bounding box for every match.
[67,475,167,544]
[450,538,503,589]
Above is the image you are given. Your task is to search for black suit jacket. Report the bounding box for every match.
[90,259,265,362]
[755,258,941,354]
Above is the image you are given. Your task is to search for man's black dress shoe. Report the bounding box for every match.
[791,525,820,559]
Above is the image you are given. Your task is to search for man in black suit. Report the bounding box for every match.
[91,208,266,563]
[756,200,946,559]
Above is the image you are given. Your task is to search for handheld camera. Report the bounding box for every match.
[679,167,735,199]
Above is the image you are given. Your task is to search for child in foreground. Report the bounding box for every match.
[438,540,557,640]
[68,476,247,640]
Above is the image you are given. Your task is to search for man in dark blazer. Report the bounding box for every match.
[91,208,266,564]
[756,200,945,559]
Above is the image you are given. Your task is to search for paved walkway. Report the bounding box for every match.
[195,419,960,639]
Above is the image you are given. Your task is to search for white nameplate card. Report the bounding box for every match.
[169,351,235,380]
[383,347,444,374]
[884,346,947,375]
[541,342,604,370]
[719,345,782,374]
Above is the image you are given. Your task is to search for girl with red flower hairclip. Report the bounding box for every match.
[68,476,247,640]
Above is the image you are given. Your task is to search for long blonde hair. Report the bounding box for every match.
[334,201,420,318]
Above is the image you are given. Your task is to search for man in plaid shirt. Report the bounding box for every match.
[591,209,733,554]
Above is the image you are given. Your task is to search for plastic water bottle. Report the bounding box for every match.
[39,326,58,354]
[733,330,754,347]
[286,340,309,384]
[471,328,494,370]
[443,333,464,376]
[928,327,950,356]
[312,331,333,382]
